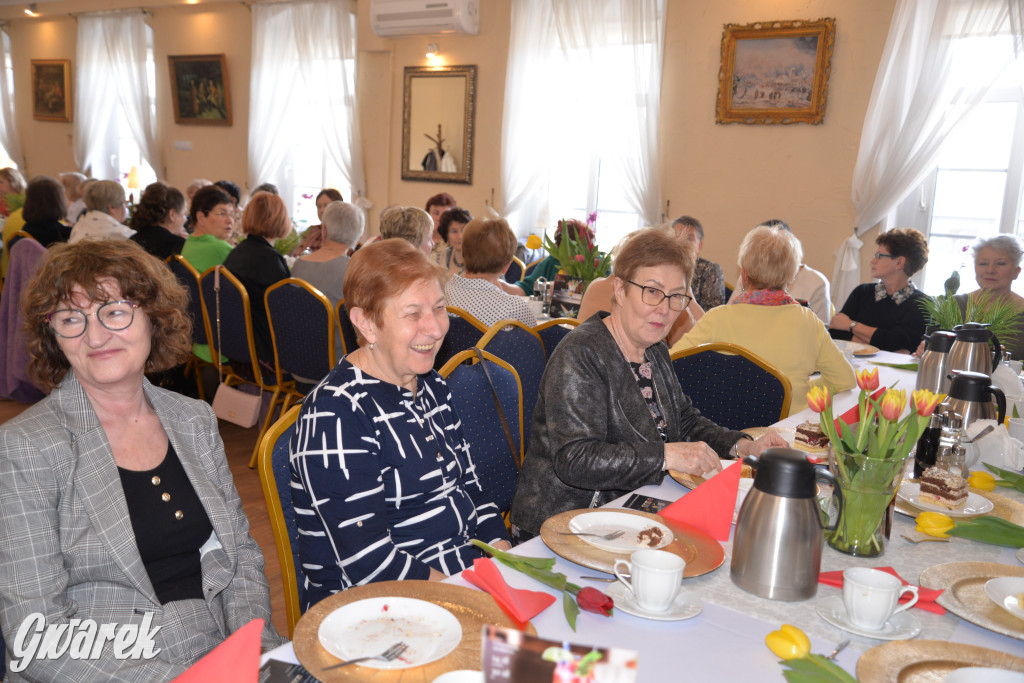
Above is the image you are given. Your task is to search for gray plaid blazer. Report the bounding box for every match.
[0,374,282,681]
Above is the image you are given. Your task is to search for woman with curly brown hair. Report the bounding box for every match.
[0,240,281,680]
[130,181,188,260]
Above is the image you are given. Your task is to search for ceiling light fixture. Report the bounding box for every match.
[425,43,439,59]
[24,3,39,17]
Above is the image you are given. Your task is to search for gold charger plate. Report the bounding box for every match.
[539,508,724,577]
[853,343,880,356]
[857,640,1024,682]
[293,581,536,681]
[919,561,1024,641]
[895,485,1024,524]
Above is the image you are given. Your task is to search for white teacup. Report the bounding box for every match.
[1008,418,1024,443]
[613,549,684,612]
[843,567,919,631]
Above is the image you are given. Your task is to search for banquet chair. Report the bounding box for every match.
[523,258,544,278]
[724,281,734,301]
[167,255,216,400]
[257,404,303,638]
[670,342,792,430]
[504,256,525,285]
[476,320,545,445]
[0,236,46,403]
[260,279,335,467]
[439,349,523,516]
[335,299,360,355]
[532,317,581,358]
[433,306,488,370]
[199,266,289,465]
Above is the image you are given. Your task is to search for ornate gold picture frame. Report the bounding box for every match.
[31,59,71,122]
[716,18,836,125]
[402,65,476,184]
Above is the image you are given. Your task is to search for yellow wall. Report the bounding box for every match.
[0,0,895,279]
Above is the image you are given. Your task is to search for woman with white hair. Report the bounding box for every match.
[670,223,854,413]
[68,180,136,243]
[957,234,1024,359]
[292,201,365,309]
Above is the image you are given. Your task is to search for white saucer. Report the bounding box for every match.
[815,595,921,640]
[897,482,994,517]
[606,582,703,621]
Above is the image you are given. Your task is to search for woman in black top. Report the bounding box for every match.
[130,182,188,260]
[19,176,71,247]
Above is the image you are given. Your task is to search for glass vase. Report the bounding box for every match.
[827,445,908,557]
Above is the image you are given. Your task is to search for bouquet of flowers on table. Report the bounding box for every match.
[542,213,611,283]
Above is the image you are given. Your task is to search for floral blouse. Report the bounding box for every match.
[628,359,667,441]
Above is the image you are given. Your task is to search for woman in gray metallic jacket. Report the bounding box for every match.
[509,227,786,540]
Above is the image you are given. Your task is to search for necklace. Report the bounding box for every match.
[608,317,645,364]
[451,251,464,269]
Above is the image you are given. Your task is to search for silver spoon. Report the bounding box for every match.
[827,639,850,660]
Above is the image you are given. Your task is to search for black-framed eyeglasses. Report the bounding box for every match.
[626,281,692,311]
[47,300,138,338]
[873,252,898,260]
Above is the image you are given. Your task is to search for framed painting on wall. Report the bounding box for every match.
[716,18,836,125]
[168,54,232,126]
[31,60,71,122]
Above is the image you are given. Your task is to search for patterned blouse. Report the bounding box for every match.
[289,359,509,608]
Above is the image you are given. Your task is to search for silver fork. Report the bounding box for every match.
[323,642,409,670]
[558,530,626,541]
[900,534,950,544]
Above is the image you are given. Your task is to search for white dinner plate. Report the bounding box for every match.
[606,582,703,621]
[985,577,1024,622]
[896,482,994,517]
[568,511,673,553]
[815,595,921,640]
[318,596,462,669]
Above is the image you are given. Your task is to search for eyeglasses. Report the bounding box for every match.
[626,281,692,311]
[210,209,235,220]
[47,300,138,338]
[873,252,898,260]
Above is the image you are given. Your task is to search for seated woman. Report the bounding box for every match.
[956,234,1024,359]
[673,215,726,310]
[181,185,236,274]
[20,175,72,247]
[0,240,281,678]
[509,227,786,540]
[510,218,593,296]
[671,224,855,413]
[380,205,435,256]
[292,200,364,309]
[292,188,343,256]
[68,180,135,244]
[431,207,472,276]
[60,172,88,224]
[0,166,26,218]
[289,238,511,607]
[425,191,456,249]
[830,228,931,353]
[222,192,292,368]
[130,182,188,260]
[445,217,536,327]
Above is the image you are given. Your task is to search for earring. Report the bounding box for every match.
[369,342,375,350]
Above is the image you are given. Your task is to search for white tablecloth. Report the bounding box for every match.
[263,351,1024,679]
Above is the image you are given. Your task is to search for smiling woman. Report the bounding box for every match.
[0,240,282,679]
[955,234,1024,360]
[288,238,511,608]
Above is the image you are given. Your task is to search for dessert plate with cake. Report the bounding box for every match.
[897,469,995,517]
[567,511,673,553]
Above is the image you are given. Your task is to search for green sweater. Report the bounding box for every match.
[515,255,560,295]
[182,233,233,275]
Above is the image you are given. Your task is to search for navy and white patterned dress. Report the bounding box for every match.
[289,358,510,609]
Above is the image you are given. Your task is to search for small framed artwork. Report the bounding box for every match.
[168,54,232,126]
[716,18,836,125]
[31,60,72,122]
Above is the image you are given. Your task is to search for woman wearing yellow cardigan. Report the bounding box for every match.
[669,223,855,413]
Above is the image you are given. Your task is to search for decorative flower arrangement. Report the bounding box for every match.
[765,624,856,683]
[806,373,943,555]
[543,213,611,283]
[471,540,613,630]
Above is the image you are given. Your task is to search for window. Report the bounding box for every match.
[117,42,157,201]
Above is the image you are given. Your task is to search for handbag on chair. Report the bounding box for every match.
[210,267,262,428]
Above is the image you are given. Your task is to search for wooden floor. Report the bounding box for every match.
[0,397,289,637]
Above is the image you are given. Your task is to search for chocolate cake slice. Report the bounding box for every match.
[919,466,968,510]
[795,421,829,449]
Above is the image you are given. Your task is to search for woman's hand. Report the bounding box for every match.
[665,441,721,476]
[492,540,512,552]
[736,431,788,458]
[829,312,852,331]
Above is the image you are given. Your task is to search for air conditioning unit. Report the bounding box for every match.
[370,0,479,37]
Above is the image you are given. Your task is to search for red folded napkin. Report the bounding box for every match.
[660,460,742,541]
[172,617,263,682]
[818,566,945,615]
[834,387,887,433]
[462,557,556,629]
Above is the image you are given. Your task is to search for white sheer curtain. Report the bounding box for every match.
[0,29,23,169]
[74,10,161,179]
[499,0,665,235]
[249,0,365,206]
[837,0,1021,307]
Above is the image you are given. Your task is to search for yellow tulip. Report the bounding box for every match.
[765,624,810,660]
[526,234,543,250]
[807,386,831,414]
[915,511,955,538]
[855,367,879,392]
[911,389,943,418]
[879,389,907,422]
[967,471,996,491]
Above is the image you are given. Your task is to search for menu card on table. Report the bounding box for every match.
[482,624,638,682]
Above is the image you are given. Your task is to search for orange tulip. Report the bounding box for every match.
[911,389,942,418]
[879,389,906,422]
[855,367,879,392]
[806,386,831,414]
